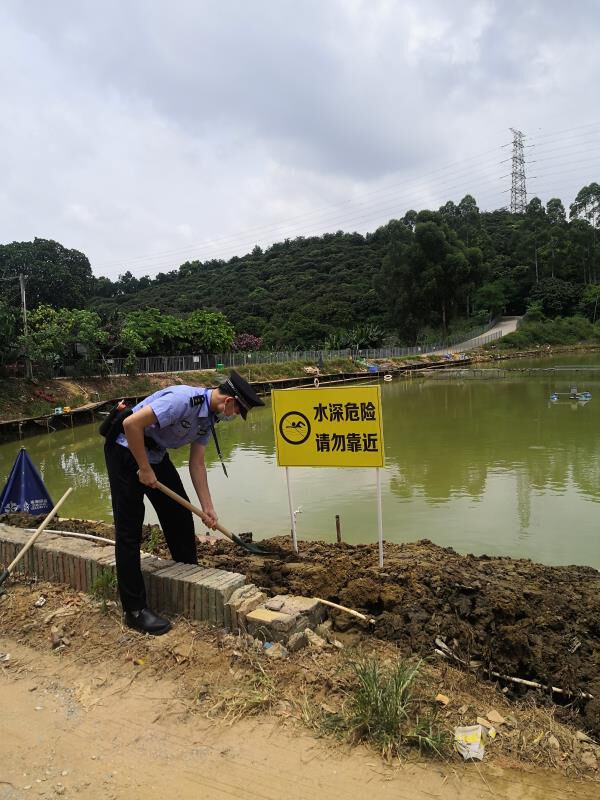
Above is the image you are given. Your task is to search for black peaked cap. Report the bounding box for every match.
[221,370,265,420]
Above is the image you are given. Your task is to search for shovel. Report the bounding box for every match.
[0,488,73,590]
[154,481,284,558]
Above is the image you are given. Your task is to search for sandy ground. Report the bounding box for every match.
[0,637,598,800]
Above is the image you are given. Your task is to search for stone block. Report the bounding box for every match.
[152,564,186,612]
[171,564,202,614]
[214,573,245,627]
[227,585,267,632]
[201,571,229,625]
[194,568,219,622]
[184,568,213,621]
[287,630,309,652]
[246,607,298,643]
[266,595,326,626]
[141,555,167,607]
[146,558,175,610]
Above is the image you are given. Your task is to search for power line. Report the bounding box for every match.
[92,122,600,277]
[93,143,507,271]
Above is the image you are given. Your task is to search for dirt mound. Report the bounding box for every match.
[2,513,599,735]
[198,538,600,728]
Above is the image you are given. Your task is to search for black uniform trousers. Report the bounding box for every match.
[104,442,198,612]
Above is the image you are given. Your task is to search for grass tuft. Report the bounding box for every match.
[315,656,451,760]
[91,568,117,612]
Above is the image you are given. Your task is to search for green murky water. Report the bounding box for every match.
[1,359,599,568]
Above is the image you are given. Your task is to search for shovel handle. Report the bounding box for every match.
[153,481,235,544]
[1,488,73,584]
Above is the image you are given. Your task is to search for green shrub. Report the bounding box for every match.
[496,315,594,349]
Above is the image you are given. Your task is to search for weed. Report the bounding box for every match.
[208,658,278,723]
[315,656,451,760]
[91,568,117,612]
[145,526,162,555]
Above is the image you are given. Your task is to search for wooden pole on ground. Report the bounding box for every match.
[335,514,342,544]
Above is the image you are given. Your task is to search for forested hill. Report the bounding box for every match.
[1,185,599,351]
[90,231,385,348]
[87,186,600,347]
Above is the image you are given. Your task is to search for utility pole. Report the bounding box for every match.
[0,273,33,379]
[18,273,33,379]
[509,128,527,214]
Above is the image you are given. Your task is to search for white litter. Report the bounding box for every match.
[454,725,487,760]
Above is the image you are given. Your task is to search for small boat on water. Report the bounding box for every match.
[550,388,592,403]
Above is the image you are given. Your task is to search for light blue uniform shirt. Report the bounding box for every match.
[116,385,214,465]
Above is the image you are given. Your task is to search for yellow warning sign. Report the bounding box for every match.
[272,386,384,468]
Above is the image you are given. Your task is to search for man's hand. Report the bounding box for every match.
[202,506,218,529]
[138,466,158,488]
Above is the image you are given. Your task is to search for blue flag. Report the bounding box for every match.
[0,447,54,515]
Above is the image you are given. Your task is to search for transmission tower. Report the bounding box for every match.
[509,128,527,213]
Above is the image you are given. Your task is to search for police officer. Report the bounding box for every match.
[104,371,264,635]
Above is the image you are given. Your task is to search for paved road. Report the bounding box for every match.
[429,315,522,355]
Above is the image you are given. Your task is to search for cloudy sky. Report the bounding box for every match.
[1,0,598,279]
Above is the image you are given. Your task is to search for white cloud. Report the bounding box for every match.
[0,0,598,279]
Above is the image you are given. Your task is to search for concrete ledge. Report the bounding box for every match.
[0,523,248,631]
[0,524,326,646]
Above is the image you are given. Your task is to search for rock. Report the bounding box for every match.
[305,629,326,649]
[265,598,285,612]
[580,750,598,770]
[287,631,308,652]
[50,626,64,649]
[547,734,560,750]
[263,642,288,659]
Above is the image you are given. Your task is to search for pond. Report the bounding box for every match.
[1,358,599,568]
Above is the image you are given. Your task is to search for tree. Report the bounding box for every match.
[528,278,581,318]
[232,333,263,351]
[184,310,235,352]
[0,300,19,365]
[544,198,567,279]
[546,198,566,226]
[457,194,480,245]
[118,308,186,355]
[19,306,107,371]
[578,285,600,323]
[570,183,600,284]
[570,183,600,227]
[473,282,507,320]
[0,239,94,309]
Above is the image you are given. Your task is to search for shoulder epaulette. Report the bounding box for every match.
[189,394,205,407]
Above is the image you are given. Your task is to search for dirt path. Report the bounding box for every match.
[0,638,597,800]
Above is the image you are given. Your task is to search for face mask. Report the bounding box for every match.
[216,412,236,423]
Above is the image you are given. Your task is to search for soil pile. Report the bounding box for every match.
[2,513,599,735]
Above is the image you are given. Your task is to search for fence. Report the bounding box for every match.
[4,327,503,379]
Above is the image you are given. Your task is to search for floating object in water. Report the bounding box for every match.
[550,390,592,403]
